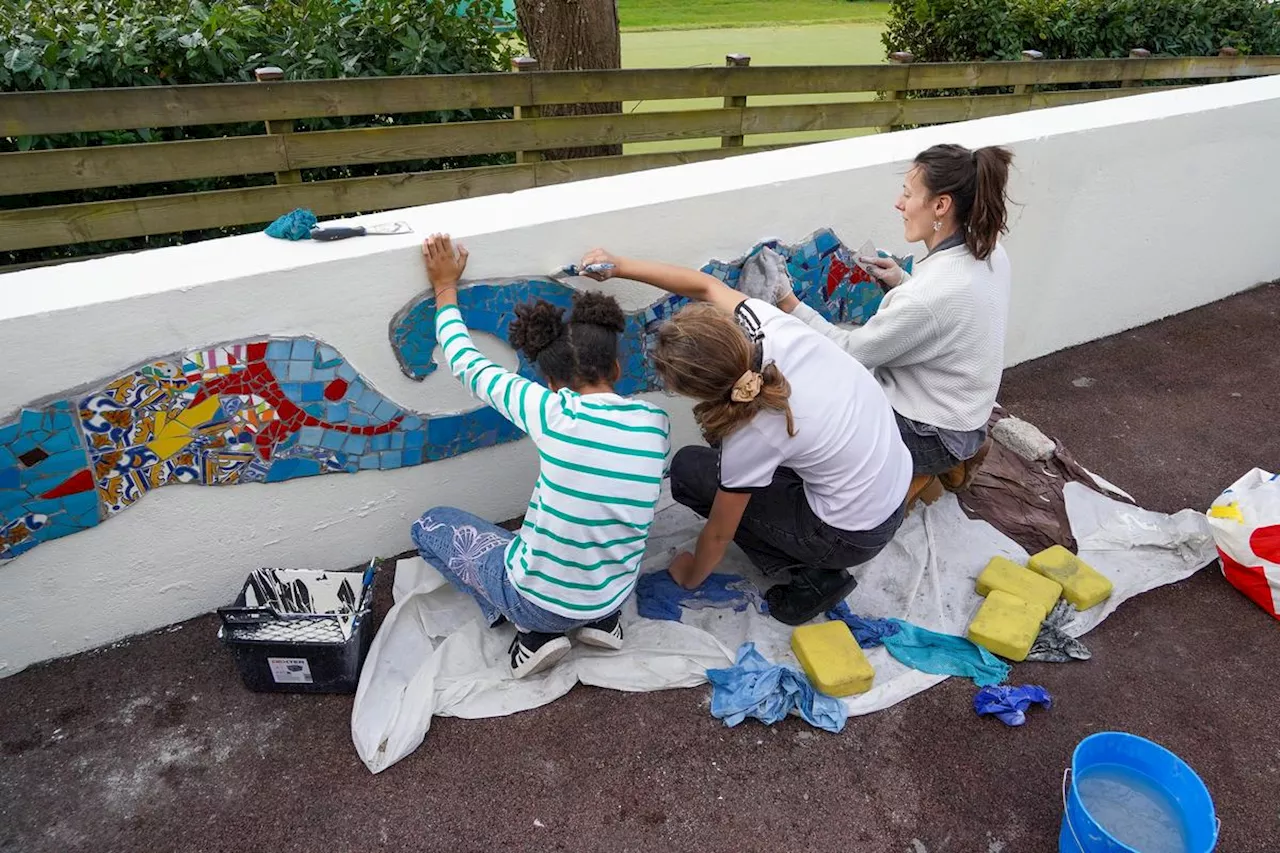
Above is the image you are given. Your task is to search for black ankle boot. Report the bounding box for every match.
[765,568,857,626]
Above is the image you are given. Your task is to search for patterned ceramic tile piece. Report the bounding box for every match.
[1,229,900,561]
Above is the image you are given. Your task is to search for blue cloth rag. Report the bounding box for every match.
[880,619,1010,687]
[826,601,900,647]
[635,570,767,622]
[974,685,1052,726]
[706,642,847,733]
[265,208,318,240]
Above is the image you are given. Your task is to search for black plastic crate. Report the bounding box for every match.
[218,561,377,694]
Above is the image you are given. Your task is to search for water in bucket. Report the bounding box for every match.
[1076,765,1190,853]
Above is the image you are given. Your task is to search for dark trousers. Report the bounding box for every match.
[669,445,905,578]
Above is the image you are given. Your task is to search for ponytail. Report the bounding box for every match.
[653,304,795,445]
[913,143,1014,261]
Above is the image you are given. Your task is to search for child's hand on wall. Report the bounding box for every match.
[579,249,620,281]
[423,234,469,306]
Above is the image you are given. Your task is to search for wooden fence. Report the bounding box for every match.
[3,51,1279,257]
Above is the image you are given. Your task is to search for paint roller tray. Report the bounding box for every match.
[217,560,378,694]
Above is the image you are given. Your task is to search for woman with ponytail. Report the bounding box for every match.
[778,144,1014,494]
[578,251,911,625]
[414,235,671,678]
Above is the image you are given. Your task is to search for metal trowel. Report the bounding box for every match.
[310,221,413,241]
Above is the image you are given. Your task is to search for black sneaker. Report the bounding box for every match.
[574,611,624,650]
[508,631,571,678]
[764,568,857,626]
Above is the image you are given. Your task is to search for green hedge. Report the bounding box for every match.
[883,0,1280,62]
[1,0,515,265]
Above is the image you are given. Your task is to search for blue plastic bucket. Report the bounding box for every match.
[1060,732,1218,852]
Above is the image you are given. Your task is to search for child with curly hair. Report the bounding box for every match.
[411,235,671,678]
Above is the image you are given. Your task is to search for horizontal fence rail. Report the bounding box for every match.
[3,53,1278,256]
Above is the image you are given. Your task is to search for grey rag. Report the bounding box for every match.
[1026,599,1093,663]
[737,246,793,304]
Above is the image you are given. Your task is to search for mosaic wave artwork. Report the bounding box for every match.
[1,228,907,561]
[390,228,903,383]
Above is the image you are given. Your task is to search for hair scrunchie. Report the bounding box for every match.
[730,370,763,403]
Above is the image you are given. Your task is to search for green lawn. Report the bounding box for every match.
[619,0,890,31]
[622,24,888,153]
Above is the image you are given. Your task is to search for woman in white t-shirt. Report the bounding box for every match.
[579,251,912,625]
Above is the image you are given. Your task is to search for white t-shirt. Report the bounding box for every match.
[718,299,912,531]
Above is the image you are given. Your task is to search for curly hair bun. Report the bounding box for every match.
[508,300,565,361]
[569,290,625,334]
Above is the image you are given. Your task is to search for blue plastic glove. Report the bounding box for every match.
[974,684,1052,726]
[706,642,847,733]
[826,601,900,647]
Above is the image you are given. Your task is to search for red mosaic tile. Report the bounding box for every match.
[324,379,349,401]
[39,470,94,499]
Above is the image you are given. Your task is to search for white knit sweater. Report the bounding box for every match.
[790,243,1011,431]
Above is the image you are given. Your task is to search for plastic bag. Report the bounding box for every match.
[1206,468,1280,620]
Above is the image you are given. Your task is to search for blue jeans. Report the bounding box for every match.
[410,507,587,635]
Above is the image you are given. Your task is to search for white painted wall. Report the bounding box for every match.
[2,76,1278,675]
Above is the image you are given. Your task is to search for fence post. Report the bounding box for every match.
[511,56,541,165]
[1013,49,1043,97]
[255,66,302,185]
[1123,48,1150,89]
[880,51,914,134]
[1216,46,1240,85]
[721,53,751,148]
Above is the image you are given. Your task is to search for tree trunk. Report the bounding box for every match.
[514,0,623,160]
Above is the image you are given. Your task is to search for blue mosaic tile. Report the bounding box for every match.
[266,459,315,482]
[19,409,43,433]
[343,434,368,454]
[283,360,311,382]
[320,431,347,451]
[298,426,324,447]
[358,390,385,416]
[371,434,391,452]
[266,340,292,361]
[359,454,379,470]
[291,339,316,361]
[300,383,324,403]
[373,400,400,421]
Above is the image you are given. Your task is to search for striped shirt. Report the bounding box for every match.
[436,304,671,620]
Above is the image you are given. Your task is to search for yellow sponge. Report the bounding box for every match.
[975,556,1063,620]
[791,621,874,697]
[967,590,1043,662]
[1027,545,1113,611]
